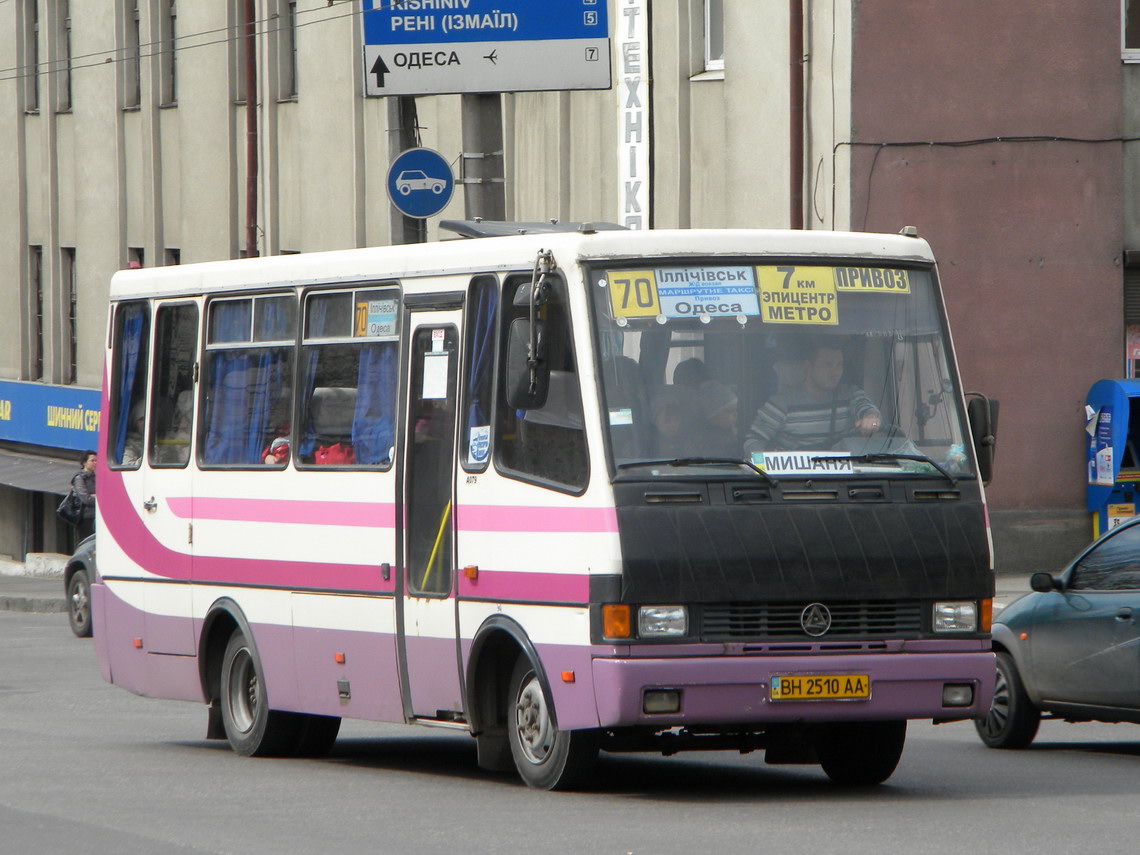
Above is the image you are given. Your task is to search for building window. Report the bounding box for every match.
[160,1,178,105]
[63,248,77,384]
[128,247,144,269]
[57,0,72,111]
[122,0,141,109]
[705,0,724,72]
[1126,0,1140,60]
[165,248,181,266]
[276,0,298,99]
[27,246,44,381]
[22,0,40,112]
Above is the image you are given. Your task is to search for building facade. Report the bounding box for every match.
[0,0,1136,567]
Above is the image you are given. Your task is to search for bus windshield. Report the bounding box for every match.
[590,260,973,480]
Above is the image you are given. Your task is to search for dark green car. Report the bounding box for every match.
[976,518,1140,748]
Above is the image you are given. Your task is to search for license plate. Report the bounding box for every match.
[770,674,871,701]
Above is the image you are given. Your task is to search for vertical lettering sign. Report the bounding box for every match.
[618,0,649,229]
[361,0,611,96]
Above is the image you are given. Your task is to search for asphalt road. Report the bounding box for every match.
[2,610,1138,855]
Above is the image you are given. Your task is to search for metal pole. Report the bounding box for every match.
[244,0,259,256]
[789,0,804,230]
[461,93,505,221]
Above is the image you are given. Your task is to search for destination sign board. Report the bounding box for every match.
[361,0,611,96]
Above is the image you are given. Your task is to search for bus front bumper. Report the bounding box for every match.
[591,649,995,727]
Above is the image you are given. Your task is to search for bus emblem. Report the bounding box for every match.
[800,603,832,637]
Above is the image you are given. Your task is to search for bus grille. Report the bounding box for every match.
[700,601,924,641]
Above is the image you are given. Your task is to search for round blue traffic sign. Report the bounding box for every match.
[387,148,455,219]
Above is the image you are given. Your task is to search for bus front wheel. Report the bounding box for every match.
[507,658,597,790]
[816,720,906,786]
[220,630,300,757]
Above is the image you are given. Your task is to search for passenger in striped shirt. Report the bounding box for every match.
[744,343,881,452]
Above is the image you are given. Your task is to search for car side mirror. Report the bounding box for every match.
[505,317,549,410]
[1030,571,1061,593]
[967,394,999,485]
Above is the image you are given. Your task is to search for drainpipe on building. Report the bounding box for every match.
[243,0,259,257]
[789,0,804,230]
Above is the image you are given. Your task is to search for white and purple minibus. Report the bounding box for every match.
[91,223,997,789]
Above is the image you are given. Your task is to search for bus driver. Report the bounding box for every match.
[744,340,881,453]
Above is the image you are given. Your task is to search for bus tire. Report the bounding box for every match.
[507,657,597,790]
[974,651,1040,749]
[220,629,300,757]
[816,720,906,786]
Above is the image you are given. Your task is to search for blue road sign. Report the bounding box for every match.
[387,148,455,219]
[361,0,610,96]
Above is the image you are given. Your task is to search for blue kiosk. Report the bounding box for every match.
[1086,379,1140,537]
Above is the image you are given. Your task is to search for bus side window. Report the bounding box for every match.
[149,303,198,467]
[200,295,296,467]
[461,275,498,471]
[494,275,588,492]
[108,301,151,469]
[297,288,398,468]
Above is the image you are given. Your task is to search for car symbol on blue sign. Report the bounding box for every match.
[387,148,454,219]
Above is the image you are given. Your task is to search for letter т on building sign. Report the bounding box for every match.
[360,0,611,97]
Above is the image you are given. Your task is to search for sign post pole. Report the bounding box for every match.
[461,94,505,221]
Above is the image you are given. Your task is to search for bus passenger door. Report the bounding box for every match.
[143,301,199,655]
[398,310,464,720]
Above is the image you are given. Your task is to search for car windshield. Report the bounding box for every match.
[589,259,974,479]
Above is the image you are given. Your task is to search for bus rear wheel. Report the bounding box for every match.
[816,720,906,786]
[507,658,597,790]
[220,630,300,757]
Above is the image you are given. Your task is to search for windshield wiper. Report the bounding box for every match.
[815,452,958,486]
[617,456,779,486]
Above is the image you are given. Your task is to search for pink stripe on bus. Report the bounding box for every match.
[166,497,396,528]
[455,504,618,534]
[458,569,590,603]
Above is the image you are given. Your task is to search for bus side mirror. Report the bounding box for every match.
[967,394,999,485]
[505,317,549,410]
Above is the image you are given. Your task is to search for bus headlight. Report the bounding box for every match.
[638,606,688,638]
[933,601,977,633]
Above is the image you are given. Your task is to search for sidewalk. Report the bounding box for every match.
[0,556,1033,615]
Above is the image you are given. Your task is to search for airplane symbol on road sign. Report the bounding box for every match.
[484,50,498,65]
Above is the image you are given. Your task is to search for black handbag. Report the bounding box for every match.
[56,489,84,527]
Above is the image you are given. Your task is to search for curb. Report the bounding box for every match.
[0,595,67,614]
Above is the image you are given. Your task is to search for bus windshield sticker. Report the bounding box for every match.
[609,267,760,320]
[468,425,490,464]
[609,407,633,426]
[354,296,399,339]
[421,353,449,399]
[752,450,853,475]
[834,266,911,293]
[756,266,839,325]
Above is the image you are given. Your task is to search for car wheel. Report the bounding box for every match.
[399,184,412,196]
[220,630,300,757]
[67,569,92,638]
[507,657,598,790]
[431,183,444,194]
[974,650,1040,749]
[816,720,907,786]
